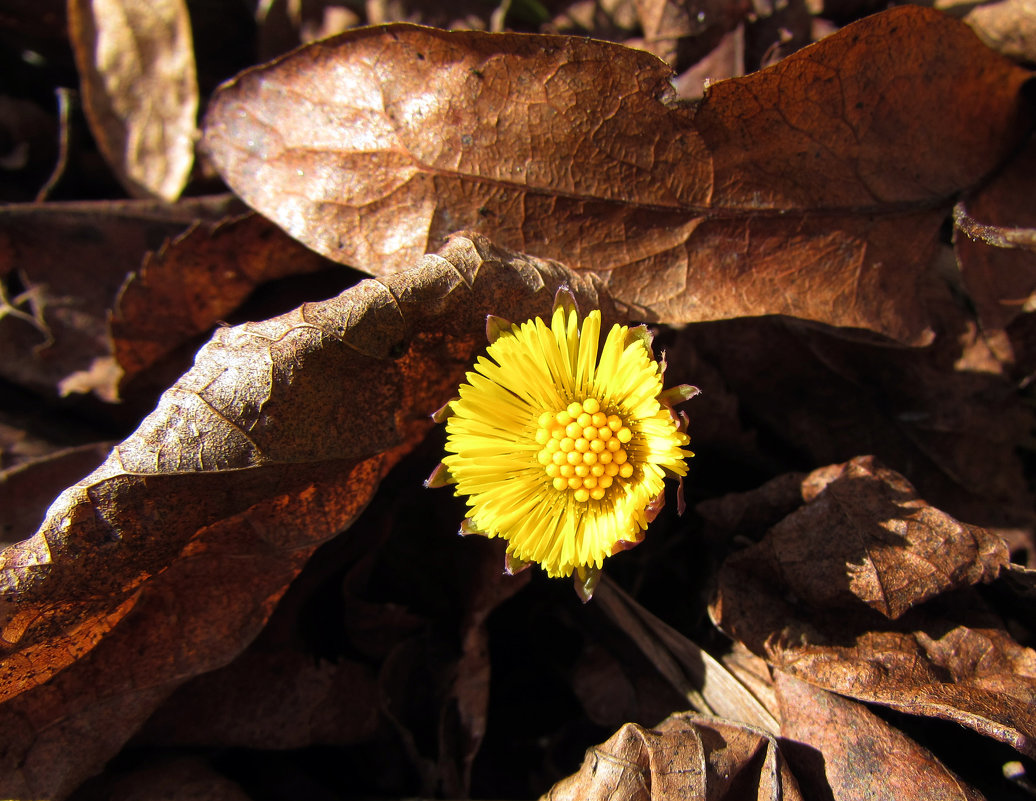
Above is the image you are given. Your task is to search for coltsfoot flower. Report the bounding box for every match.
[429,290,697,600]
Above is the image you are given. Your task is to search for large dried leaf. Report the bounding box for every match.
[69,0,198,201]
[709,456,1036,757]
[0,233,613,799]
[543,711,803,801]
[203,7,1031,343]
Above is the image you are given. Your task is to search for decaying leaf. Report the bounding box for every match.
[543,711,803,801]
[0,233,614,799]
[203,6,1031,343]
[770,456,1006,619]
[709,456,1036,757]
[69,0,198,201]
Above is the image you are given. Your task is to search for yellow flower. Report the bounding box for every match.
[432,291,696,600]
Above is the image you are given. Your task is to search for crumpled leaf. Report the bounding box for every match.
[543,711,803,801]
[776,671,985,801]
[111,211,346,394]
[741,456,1007,619]
[69,0,198,201]
[0,232,613,799]
[203,6,1031,343]
[709,456,1036,757]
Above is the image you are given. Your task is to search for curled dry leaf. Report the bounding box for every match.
[776,671,985,801]
[111,212,343,392]
[543,711,803,801]
[69,0,198,201]
[710,456,1036,757]
[773,456,1007,619]
[0,233,613,799]
[203,6,1031,344]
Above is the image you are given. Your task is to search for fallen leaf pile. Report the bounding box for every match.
[0,1,1034,799]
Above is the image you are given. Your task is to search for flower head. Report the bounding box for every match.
[431,291,696,599]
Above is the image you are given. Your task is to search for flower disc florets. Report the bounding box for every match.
[435,292,695,592]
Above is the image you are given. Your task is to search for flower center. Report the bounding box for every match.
[534,398,634,503]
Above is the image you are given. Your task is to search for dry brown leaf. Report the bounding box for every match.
[709,456,1036,757]
[0,233,614,799]
[69,0,198,201]
[776,671,986,801]
[110,211,344,392]
[709,456,1011,619]
[203,7,1031,344]
[780,457,1006,618]
[543,711,803,801]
